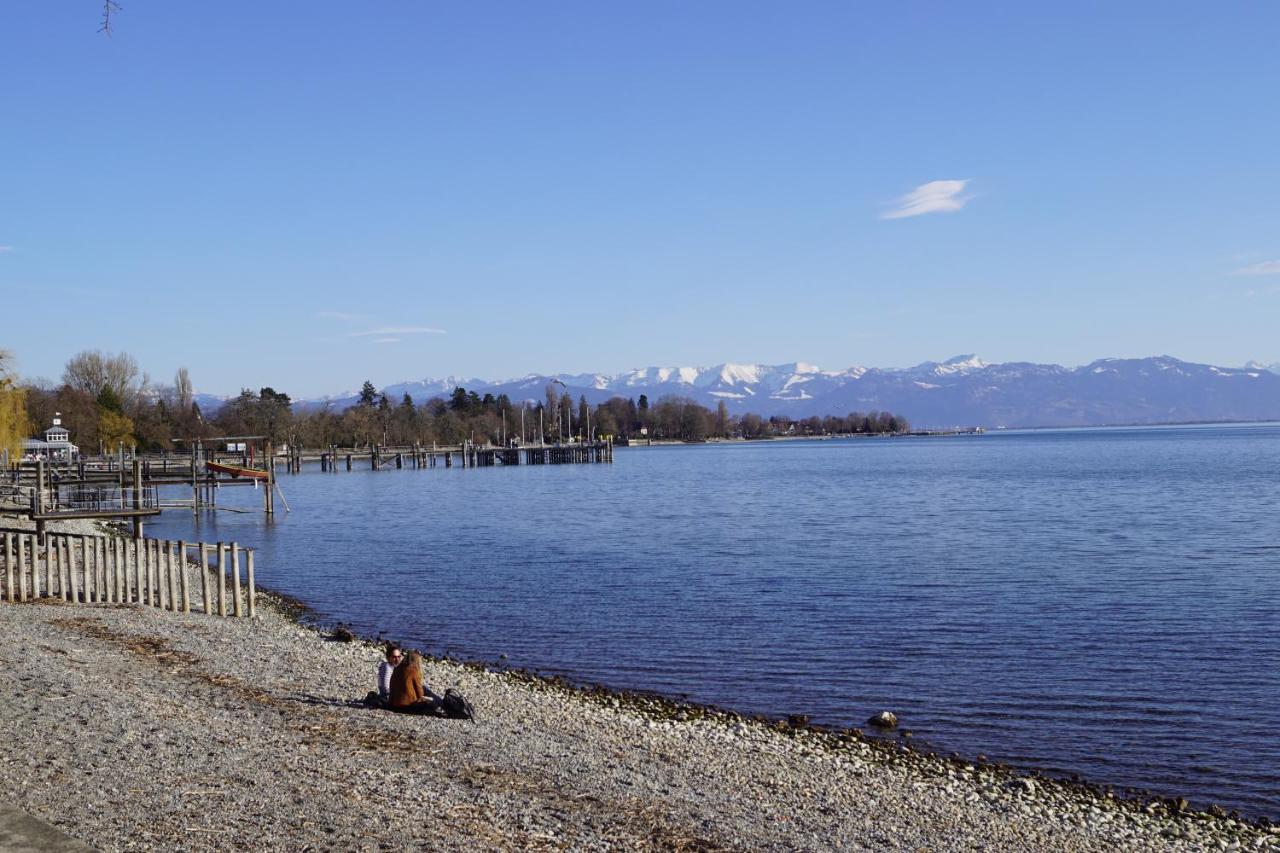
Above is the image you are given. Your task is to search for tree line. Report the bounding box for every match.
[14,350,910,455]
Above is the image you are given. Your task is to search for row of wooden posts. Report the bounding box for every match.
[1,530,256,618]
[315,441,616,472]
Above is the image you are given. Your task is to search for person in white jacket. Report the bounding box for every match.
[363,644,403,708]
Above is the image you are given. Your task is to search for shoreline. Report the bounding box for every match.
[5,514,1277,848]
[1,553,1276,850]
[301,598,1277,831]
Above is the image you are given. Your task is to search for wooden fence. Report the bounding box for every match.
[0,530,256,618]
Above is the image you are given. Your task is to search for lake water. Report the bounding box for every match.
[148,424,1280,819]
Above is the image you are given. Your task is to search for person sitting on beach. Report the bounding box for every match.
[388,650,442,715]
[378,644,402,703]
[362,643,402,708]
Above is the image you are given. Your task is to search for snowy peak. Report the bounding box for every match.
[287,354,1280,428]
[906,354,992,378]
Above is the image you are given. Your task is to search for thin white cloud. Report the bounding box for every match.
[372,337,400,344]
[1231,260,1280,276]
[881,179,972,220]
[0,246,13,253]
[313,310,368,322]
[347,326,446,337]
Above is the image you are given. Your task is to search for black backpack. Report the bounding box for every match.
[441,689,475,721]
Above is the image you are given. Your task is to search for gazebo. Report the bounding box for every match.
[23,414,80,461]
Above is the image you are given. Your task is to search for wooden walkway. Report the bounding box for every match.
[304,441,615,472]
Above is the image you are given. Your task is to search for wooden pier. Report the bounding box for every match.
[307,440,615,471]
[4,439,614,528]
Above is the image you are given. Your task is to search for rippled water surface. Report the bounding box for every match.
[150,425,1280,818]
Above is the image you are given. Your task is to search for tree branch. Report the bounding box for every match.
[98,0,122,37]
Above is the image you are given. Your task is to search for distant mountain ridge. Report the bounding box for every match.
[270,355,1280,429]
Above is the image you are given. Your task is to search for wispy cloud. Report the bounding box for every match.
[881,179,972,220]
[1231,259,1280,276]
[347,326,446,337]
[313,310,369,322]
[372,337,400,344]
[0,246,13,253]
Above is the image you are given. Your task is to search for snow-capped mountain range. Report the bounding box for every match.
[280,355,1280,429]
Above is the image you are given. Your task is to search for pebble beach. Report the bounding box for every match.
[1,523,1276,852]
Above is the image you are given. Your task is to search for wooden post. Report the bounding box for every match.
[179,541,190,613]
[17,533,27,601]
[152,540,162,607]
[246,548,256,619]
[74,536,85,604]
[141,537,151,606]
[77,535,87,601]
[123,535,135,601]
[105,537,113,603]
[3,533,12,603]
[50,536,61,601]
[217,542,227,617]
[42,527,52,594]
[163,541,174,611]
[31,533,42,600]
[132,458,144,540]
[59,537,67,601]
[115,538,125,604]
[231,542,242,617]
[264,442,274,516]
[95,537,106,604]
[157,540,169,611]
[99,538,109,604]
[115,537,125,596]
[92,537,102,604]
[199,544,211,614]
[168,541,179,611]
[105,538,114,603]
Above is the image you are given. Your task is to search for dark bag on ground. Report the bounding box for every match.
[441,688,475,721]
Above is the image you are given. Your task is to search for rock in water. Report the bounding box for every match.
[867,711,898,729]
[332,626,355,643]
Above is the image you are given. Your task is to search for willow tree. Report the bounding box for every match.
[0,350,29,466]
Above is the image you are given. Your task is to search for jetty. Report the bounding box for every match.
[4,438,616,529]
[304,440,614,472]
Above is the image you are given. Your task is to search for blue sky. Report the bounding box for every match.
[3,2,1278,397]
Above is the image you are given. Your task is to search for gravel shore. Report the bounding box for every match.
[1,573,1276,852]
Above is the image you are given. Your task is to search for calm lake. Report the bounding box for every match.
[149,424,1280,819]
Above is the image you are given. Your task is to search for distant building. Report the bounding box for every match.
[23,414,80,461]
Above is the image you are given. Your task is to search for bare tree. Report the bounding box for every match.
[174,367,194,412]
[63,350,140,408]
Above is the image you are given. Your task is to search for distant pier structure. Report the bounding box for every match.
[313,440,614,472]
[2,438,615,529]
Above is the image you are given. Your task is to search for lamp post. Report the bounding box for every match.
[550,379,569,443]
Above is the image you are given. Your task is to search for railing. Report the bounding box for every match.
[1,530,256,618]
[59,485,159,512]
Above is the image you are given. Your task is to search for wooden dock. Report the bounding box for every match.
[302,440,615,472]
[4,440,614,527]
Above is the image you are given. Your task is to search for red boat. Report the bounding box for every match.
[206,460,270,481]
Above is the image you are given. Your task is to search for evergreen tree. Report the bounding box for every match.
[449,386,469,412]
[359,380,378,407]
